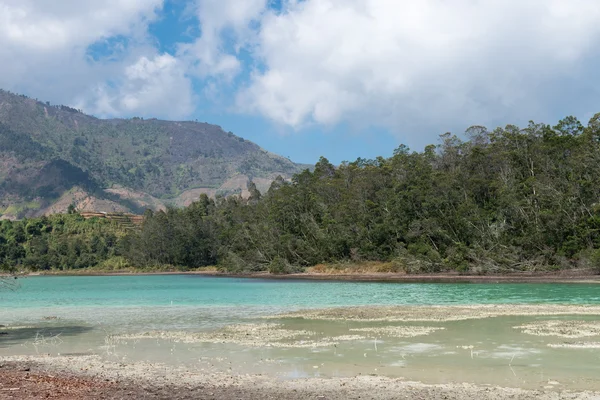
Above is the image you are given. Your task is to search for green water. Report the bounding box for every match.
[4,275,600,308]
[2,276,600,328]
[2,275,600,390]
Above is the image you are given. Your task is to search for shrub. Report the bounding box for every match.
[97,256,131,271]
[268,256,291,274]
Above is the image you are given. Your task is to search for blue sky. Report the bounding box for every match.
[1,0,600,165]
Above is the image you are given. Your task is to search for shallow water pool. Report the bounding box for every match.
[1,275,600,390]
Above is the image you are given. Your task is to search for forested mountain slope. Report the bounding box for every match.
[3,114,600,274]
[128,115,600,274]
[0,89,308,219]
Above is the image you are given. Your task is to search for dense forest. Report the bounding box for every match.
[3,115,600,274]
[0,213,127,272]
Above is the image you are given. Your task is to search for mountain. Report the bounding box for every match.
[0,89,309,219]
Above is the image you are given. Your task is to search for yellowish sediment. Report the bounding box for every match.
[0,325,37,330]
[114,324,373,348]
[273,304,600,322]
[326,334,365,341]
[514,320,600,338]
[306,261,403,274]
[116,323,316,347]
[548,342,600,349]
[349,326,445,337]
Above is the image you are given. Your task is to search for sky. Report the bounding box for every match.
[1,0,600,165]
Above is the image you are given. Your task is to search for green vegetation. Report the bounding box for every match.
[124,114,600,274]
[2,201,41,217]
[0,89,308,218]
[3,114,600,275]
[0,214,126,271]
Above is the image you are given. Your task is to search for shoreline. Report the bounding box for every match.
[2,355,600,400]
[27,269,600,284]
[4,304,600,398]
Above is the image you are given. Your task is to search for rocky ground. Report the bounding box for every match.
[0,361,126,400]
[1,356,600,400]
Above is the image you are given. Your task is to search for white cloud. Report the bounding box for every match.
[2,0,600,137]
[0,0,160,51]
[233,0,600,136]
[81,54,195,119]
[178,0,267,79]
[0,0,196,120]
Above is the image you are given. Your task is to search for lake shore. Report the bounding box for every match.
[27,268,600,283]
[2,355,600,400]
[5,273,600,399]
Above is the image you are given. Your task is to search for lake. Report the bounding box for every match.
[2,275,600,390]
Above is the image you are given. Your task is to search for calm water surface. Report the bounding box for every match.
[1,275,600,390]
[4,275,600,308]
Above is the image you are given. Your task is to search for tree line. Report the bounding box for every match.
[0,214,125,272]
[3,114,600,274]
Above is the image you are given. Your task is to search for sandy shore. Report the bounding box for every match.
[2,355,600,400]
[26,268,600,283]
[229,271,600,284]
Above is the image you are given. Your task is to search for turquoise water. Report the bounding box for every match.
[2,275,600,309]
[2,276,600,390]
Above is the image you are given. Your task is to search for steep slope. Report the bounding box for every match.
[0,89,309,219]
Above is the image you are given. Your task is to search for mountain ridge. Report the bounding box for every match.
[0,89,310,219]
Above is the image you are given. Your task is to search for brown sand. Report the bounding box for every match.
[2,355,600,400]
[30,269,600,284]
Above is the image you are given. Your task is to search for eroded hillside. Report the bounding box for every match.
[0,89,309,219]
